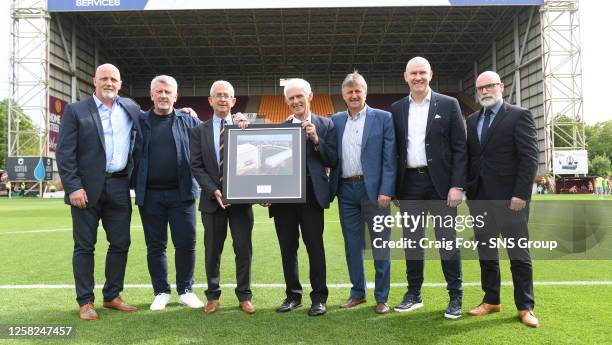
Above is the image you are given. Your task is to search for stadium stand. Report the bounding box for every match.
[258,94,334,123]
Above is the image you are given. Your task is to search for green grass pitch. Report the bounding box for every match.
[0,194,611,344]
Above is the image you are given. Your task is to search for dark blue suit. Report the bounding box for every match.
[133,109,201,295]
[269,114,338,304]
[330,106,396,303]
[56,96,142,307]
[390,90,467,299]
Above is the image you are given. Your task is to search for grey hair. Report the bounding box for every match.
[283,78,312,98]
[209,80,235,97]
[150,75,178,93]
[341,71,368,93]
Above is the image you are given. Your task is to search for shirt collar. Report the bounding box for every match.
[408,88,432,105]
[347,105,367,120]
[92,93,119,109]
[487,99,503,115]
[292,112,312,123]
[213,114,233,125]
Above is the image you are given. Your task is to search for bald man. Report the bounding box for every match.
[57,63,143,320]
[465,71,539,328]
[390,56,467,319]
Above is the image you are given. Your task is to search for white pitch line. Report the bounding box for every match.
[1,281,612,289]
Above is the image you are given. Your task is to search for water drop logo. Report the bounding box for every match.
[34,157,46,181]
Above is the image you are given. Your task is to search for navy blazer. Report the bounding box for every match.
[56,96,142,206]
[133,108,201,206]
[270,114,338,213]
[390,91,467,199]
[465,102,538,201]
[329,106,396,201]
[189,118,225,213]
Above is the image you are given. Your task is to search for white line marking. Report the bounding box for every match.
[1,281,611,289]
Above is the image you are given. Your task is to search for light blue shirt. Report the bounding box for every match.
[341,105,367,178]
[93,94,133,173]
[213,114,233,165]
[477,100,503,141]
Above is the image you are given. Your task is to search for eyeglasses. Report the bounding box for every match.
[212,93,233,100]
[476,83,501,92]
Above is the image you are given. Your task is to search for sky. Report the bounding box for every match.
[0,0,610,124]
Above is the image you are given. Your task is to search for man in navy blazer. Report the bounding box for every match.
[133,75,204,311]
[465,71,539,328]
[270,78,338,317]
[390,57,468,319]
[329,71,396,314]
[56,63,142,320]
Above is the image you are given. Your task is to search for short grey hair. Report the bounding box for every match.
[150,75,178,93]
[341,71,367,93]
[210,80,235,97]
[283,78,312,98]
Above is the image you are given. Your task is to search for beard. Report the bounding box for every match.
[478,92,502,108]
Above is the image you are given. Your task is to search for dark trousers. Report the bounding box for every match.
[201,204,253,302]
[399,169,463,298]
[338,180,391,303]
[71,176,131,307]
[138,188,196,295]
[272,179,328,304]
[469,180,534,310]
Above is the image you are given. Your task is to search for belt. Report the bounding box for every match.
[341,175,364,182]
[407,167,428,174]
[104,171,128,178]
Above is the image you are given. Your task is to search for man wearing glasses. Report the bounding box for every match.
[465,71,539,328]
[189,81,255,315]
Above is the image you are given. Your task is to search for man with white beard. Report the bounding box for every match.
[464,71,540,328]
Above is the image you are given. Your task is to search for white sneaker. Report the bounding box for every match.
[179,292,205,308]
[150,293,171,311]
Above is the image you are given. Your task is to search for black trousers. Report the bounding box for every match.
[138,188,197,295]
[272,179,328,304]
[71,176,132,307]
[469,180,534,310]
[201,204,253,302]
[398,169,463,298]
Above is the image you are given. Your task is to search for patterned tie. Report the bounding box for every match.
[480,109,493,143]
[219,119,226,183]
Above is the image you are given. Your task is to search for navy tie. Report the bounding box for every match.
[219,119,226,181]
[480,109,493,143]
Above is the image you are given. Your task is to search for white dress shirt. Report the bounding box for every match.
[406,88,431,167]
[341,106,367,178]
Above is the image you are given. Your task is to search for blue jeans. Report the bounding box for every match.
[138,188,196,295]
[338,180,391,303]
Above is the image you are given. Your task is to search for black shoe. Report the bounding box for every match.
[308,303,327,317]
[276,299,302,313]
[394,292,423,313]
[444,295,463,320]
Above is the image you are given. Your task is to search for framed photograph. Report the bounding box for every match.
[222,123,306,204]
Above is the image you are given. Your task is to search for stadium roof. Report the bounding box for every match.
[63,6,533,79]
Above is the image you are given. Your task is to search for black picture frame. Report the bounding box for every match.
[222,123,306,204]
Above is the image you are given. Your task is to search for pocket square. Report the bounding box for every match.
[434,114,442,119]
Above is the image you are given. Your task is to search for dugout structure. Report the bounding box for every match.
[8,0,585,177]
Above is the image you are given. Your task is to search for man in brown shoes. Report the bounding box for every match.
[103,296,138,313]
[465,71,540,328]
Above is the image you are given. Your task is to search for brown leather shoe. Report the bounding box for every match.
[375,302,390,314]
[340,297,366,309]
[239,300,256,314]
[102,296,137,312]
[205,300,220,314]
[79,303,99,320]
[518,310,540,328]
[468,303,501,316]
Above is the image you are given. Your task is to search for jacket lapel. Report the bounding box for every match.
[425,91,438,137]
[204,121,218,177]
[87,98,105,151]
[481,102,508,149]
[336,112,348,157]
[361,107,373,153]
[401,97,410,142]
